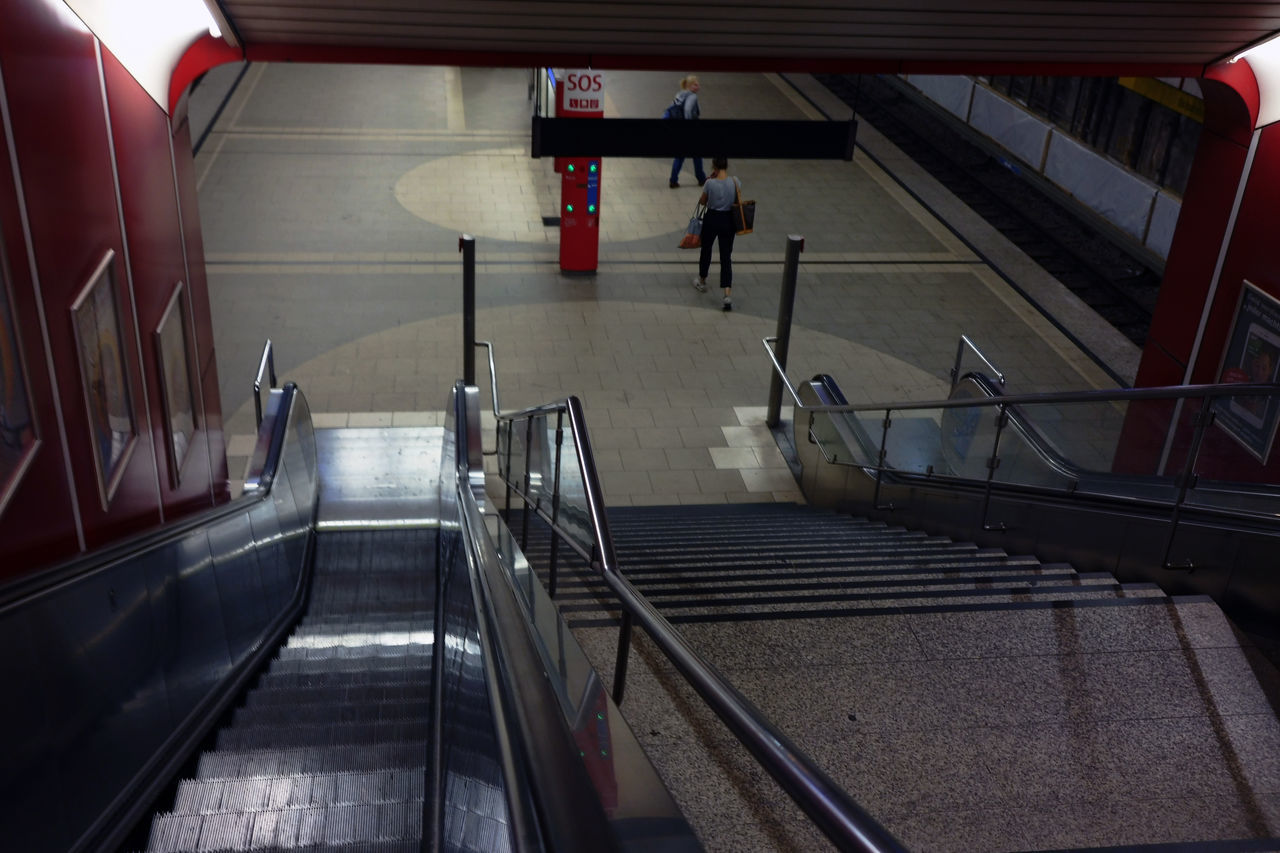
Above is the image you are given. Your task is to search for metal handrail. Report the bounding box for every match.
[767,335,1280,564]
[492,395,905,852]
[252,338,277,427]
[475,340,502,416]
[765,336,1280,414]
[951,333,1005,390]
[449,383,619,853]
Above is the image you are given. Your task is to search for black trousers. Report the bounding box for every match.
[698,209,736,289]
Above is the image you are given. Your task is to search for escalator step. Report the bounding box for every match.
[256,669,427,691]
[232,699,430,728]
[297,616,432,632]
[269,656,431,676]
[173,770,424,814]
[216,720,429,750]
[146,802,421,851]
[275,641,432,662]
[247,684,428,707]
[198,743,429,779]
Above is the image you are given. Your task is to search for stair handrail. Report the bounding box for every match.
[492,394,906,853]
[951,333,1005,391]
[765,335,1280,416]
[764,335,1280,563]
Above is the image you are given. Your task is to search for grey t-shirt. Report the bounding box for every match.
[703,175,741,211]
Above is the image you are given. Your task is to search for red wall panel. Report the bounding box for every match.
[1198,124,1280,385]
[102,48,216,517]
[0,100,79,577]
[170,117,228,502]
[0,0,237,580]
[0,4,164,551]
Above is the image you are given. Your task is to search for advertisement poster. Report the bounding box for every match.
[71,252,136,507]
[1215,280,1280,463]
[0,250,37,515]
[155,282,196,485]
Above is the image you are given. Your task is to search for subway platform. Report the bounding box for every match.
[192,65,1137,501]
[184,65,1247,853]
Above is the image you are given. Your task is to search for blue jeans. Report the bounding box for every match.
[670,157,706,184]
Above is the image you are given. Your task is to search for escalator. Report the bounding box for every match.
[0,382,698,853]
[143,527,440,851]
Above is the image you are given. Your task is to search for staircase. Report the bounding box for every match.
[141,529,435,853]
[510,502,1280,852]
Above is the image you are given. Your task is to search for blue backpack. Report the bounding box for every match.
[662,95,686,119]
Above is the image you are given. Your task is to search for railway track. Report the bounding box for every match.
[816,73,1161,348]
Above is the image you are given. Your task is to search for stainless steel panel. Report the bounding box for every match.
[248,497,290,613]
[316,428,444,528]
[208,514,268,661]
[149,531,233,719]
[0,610,64,850]
[269,462,305,577]
[16,558,171,851]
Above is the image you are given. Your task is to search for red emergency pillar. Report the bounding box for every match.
[560,159,601,272]
[556,69,604,273]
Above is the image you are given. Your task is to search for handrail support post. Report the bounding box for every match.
[766,235,805,428]
[460,234,476,386]
[1162,405,1214,569]
[980,405,1009,532]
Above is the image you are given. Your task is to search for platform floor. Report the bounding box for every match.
[193,64,1138,501]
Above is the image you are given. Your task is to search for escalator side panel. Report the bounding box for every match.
[0,494,314,851]
[207,514,269,669]
[437,526,513,853]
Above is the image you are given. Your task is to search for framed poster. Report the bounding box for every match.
[0,240,38,517]
[71,251,136,509]
[1215,280,1280,463]
[155,282,196,486]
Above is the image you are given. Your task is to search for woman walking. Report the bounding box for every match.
[693,156,739,311]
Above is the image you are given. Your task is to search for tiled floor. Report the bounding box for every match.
[197,65,1135,497]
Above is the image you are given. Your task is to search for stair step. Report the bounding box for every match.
[552,572,1115,601]
[557,582,1153,616]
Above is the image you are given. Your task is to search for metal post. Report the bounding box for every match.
[980,405,1009,532]
[1162,405,1214,569]
[521,417,534,549]
[460,234,476,385]
[548,410,564,598]
[613,611,633,706]
[872,409,893,511]
[767,235,805,427]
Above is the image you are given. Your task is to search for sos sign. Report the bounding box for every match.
[560,70,604,116]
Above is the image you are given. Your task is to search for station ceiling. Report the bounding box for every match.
[212,0,1280,77]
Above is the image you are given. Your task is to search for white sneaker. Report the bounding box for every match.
[692,277,707,292]
[722,296,732,311]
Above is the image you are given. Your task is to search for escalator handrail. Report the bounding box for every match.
[449,382,619,853]
[766,335,1280,415]
[491,395,906,853]
[0,383,307,612]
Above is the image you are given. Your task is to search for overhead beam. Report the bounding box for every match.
[532,117,857,160]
